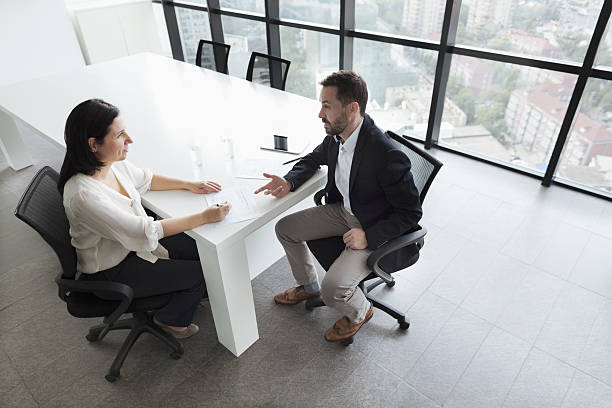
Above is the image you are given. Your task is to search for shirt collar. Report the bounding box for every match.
[335,117,363,154]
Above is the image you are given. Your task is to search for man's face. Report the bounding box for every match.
[318,86,350,136]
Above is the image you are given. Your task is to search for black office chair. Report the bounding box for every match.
[14,166,184,383]
[246,51,291,91]
[305,131,443,345]
[196,39,231,74]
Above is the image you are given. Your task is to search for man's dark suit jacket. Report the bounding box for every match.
[284,114,423,272]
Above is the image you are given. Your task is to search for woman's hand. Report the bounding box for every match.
[203,203,231,223]
[187,181,222,194]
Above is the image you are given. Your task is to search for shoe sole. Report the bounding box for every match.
[324,306,374,342]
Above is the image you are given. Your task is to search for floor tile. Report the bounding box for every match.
[503,348,575,408]
[561,370,612,408]
[568,233,612,299]
[534,222,590,279]
[576,300,612,386]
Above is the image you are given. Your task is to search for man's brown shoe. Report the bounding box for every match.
[324,304,374,342]
[274,285,321,305]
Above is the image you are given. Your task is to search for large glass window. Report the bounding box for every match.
[353,39,438,139]
[176,9,212,65]
[456,0,604,63]
[221,16,267,77]
[555,78,612,193]
[220,0,265,13]
[280,27,339,99]
[279,0,340,26]
[355,0,445,41]
[441,56,577,171]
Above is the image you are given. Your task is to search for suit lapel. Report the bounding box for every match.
[349,116,370,194]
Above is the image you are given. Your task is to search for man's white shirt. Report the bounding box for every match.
[334,118,364,215]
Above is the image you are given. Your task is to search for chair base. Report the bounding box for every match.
[86,311,184,382]
[304,278,410,337]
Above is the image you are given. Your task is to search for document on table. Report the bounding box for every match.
[233,159,292,180]
[204,186,261,224]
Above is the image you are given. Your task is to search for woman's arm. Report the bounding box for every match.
[160,204,231,237]
[151,174,221,194]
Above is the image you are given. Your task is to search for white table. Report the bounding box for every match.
[0,53,326,356]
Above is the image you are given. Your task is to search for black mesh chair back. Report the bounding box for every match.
[14,166,77,279]
[386,131,442,205]
[246,52,291,90]
[196,39,230,74]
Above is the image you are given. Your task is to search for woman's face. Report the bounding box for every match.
[92,116,132,164]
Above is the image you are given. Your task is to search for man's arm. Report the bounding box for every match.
[364,149,423,249]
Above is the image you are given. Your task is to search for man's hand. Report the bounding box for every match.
[186,181,222,194]
[343,228,368,250]
[254,173,291,198]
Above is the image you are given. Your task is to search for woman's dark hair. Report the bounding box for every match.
[57,99,119,194]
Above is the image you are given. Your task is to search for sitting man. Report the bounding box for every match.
[255,71,422,342]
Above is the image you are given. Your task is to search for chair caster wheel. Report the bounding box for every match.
[170,351,183,360]
[386,280,396,287]
[105,371,119,383]
[86,333,99,342]
[340,336,354,346]
[399,321,410,330]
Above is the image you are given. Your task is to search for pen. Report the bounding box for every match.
[282,157,301,165]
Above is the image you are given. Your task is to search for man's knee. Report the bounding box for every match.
[275,213,297,241]
[320,279,352,306]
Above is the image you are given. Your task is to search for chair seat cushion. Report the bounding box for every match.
[66,292,173,318]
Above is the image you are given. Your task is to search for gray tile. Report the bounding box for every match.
[430,239,499,306]
[561,370,612,408]
[444,192,503,237]
[503,348,575,408]
[0,281,58,331]
[405,307,492,404]
[501,213,561,265]
[590,203,612,239]
[368,272,424,314]
[0,381,38,408]
[534,222,591,279]
[576,300,612,385]
[568,233,612,299]
[496,268,565,344]
[0,348,22,396]
[369,290,456,379]
[464,201,526,251]
[419,184,475,229]
[535,282,606,366]
[445,327,531,408]
[461,254,530,324]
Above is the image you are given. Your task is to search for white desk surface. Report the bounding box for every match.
[0,53,328,356]
[0,52,326,249]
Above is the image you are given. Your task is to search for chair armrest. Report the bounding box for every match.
[366,228,427,284]
[313,189,326,206]
[55,274,134,328]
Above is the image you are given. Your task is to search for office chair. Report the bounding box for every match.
[246,51,291,91]
[305,131,443,345]
[14,166,184,382]
[195,39,231,74]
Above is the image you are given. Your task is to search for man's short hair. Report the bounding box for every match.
[320,71,368,116]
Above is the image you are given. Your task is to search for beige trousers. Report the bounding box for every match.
[275,203,372,323]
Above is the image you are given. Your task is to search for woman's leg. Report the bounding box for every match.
[159,233,207,299]
[83,253,204,327]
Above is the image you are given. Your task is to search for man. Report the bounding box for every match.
[255,71,422,342]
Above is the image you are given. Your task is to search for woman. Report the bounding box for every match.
[58,99,230,339]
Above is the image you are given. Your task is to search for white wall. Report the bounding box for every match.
[0,0,84,86]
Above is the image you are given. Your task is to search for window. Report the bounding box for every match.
[176,8,212,65]
[280,27,339,99]
[353,39,438,139]
[456,0,604,63]
[555,78,612,193]
[220,0,265,14]
[355,0,445,41]
[279,0,339,26]
[221,16,267,77]
[441,57,577,172]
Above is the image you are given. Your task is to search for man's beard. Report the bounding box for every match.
[322,113,348,136]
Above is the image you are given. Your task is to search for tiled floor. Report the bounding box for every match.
[1,126,611,407]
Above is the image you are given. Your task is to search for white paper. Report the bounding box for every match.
[233,159,292,180]
[205,186,261,224]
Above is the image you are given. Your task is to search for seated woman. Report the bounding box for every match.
[58,99,230,339]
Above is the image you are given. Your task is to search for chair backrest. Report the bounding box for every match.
[246,52,290,91]
[195,39,230,74]
[14,166,77,278]
[386,131,443,205]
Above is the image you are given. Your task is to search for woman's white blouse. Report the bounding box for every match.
[63,160,168,276]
